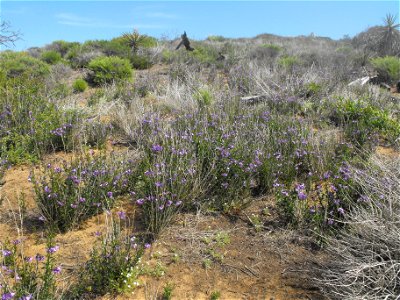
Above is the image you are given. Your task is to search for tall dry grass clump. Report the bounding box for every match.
[319,155,400,299]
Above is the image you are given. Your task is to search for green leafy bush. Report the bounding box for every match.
[129,54,152,70]
[190,45,219,65]
[0,51,50,80]
[72,78,88,93]
[46,40,81,57]
[41,51,62,65]
[278,55,300,71]
[334,98,400,147]
[370,56,400,83]
[88,56,133,85]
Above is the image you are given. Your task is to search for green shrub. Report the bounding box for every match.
[0,51,50,80]
[136,35,157,48]
[161,49,177,63]
[370,56,400,83]
[72,78,88,93]
[130,54,152,70]
[206,35,226,42]
[41,50,62,65]
[250,44,283,61]
[305,82,323,98]
[194,87,213,107]
[190,45,219,65]
[334,98,400,147]
[46,40,80,57]
[278,55,300,71]
[88,56,133,85]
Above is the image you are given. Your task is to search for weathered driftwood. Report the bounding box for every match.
[240,95,268,104]
[348,76,373,87]
[176,31,194,51]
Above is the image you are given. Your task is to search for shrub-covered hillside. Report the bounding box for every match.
[0,17,400,300]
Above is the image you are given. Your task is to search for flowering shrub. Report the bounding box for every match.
[130,105,334,234]
[32,153,134,232]
[69,217,144,298]
[0,77,77,164]
[274,162,356,229]
[0,237,60,300]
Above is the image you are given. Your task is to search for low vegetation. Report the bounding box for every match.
[0,16,399,299]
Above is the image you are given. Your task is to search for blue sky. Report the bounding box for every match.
[1,1,399,50]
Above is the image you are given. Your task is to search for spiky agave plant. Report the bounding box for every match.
[122,29,145,55]
[379,14,400,56]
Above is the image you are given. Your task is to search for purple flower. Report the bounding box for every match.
[144,243,151,249]
[117,211,126,220]
[155,182,163,188]
[2,250,12,257]
[52,266,62,274]
[2,292,15,300]
[295,183,305,192]
[107,191,113,198]
[47,245,59,254]
[44,186,51,193]
[19,295,32,300]
[327,218,334,225]
[221,182,229,189]
[79,197,86,203]
[338,207,345,215]
[175,200,182,207]
[297,191,307,200]
[151,144,163,152]
[35,254,45,262]
[144,170,155,177]
[136,198,144,205]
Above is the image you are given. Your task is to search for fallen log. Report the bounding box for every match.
[240,95,268,104]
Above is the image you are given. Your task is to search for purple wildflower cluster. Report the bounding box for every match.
[32,154,136,231]
[0,239,60,300]
[50,123,72,137]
